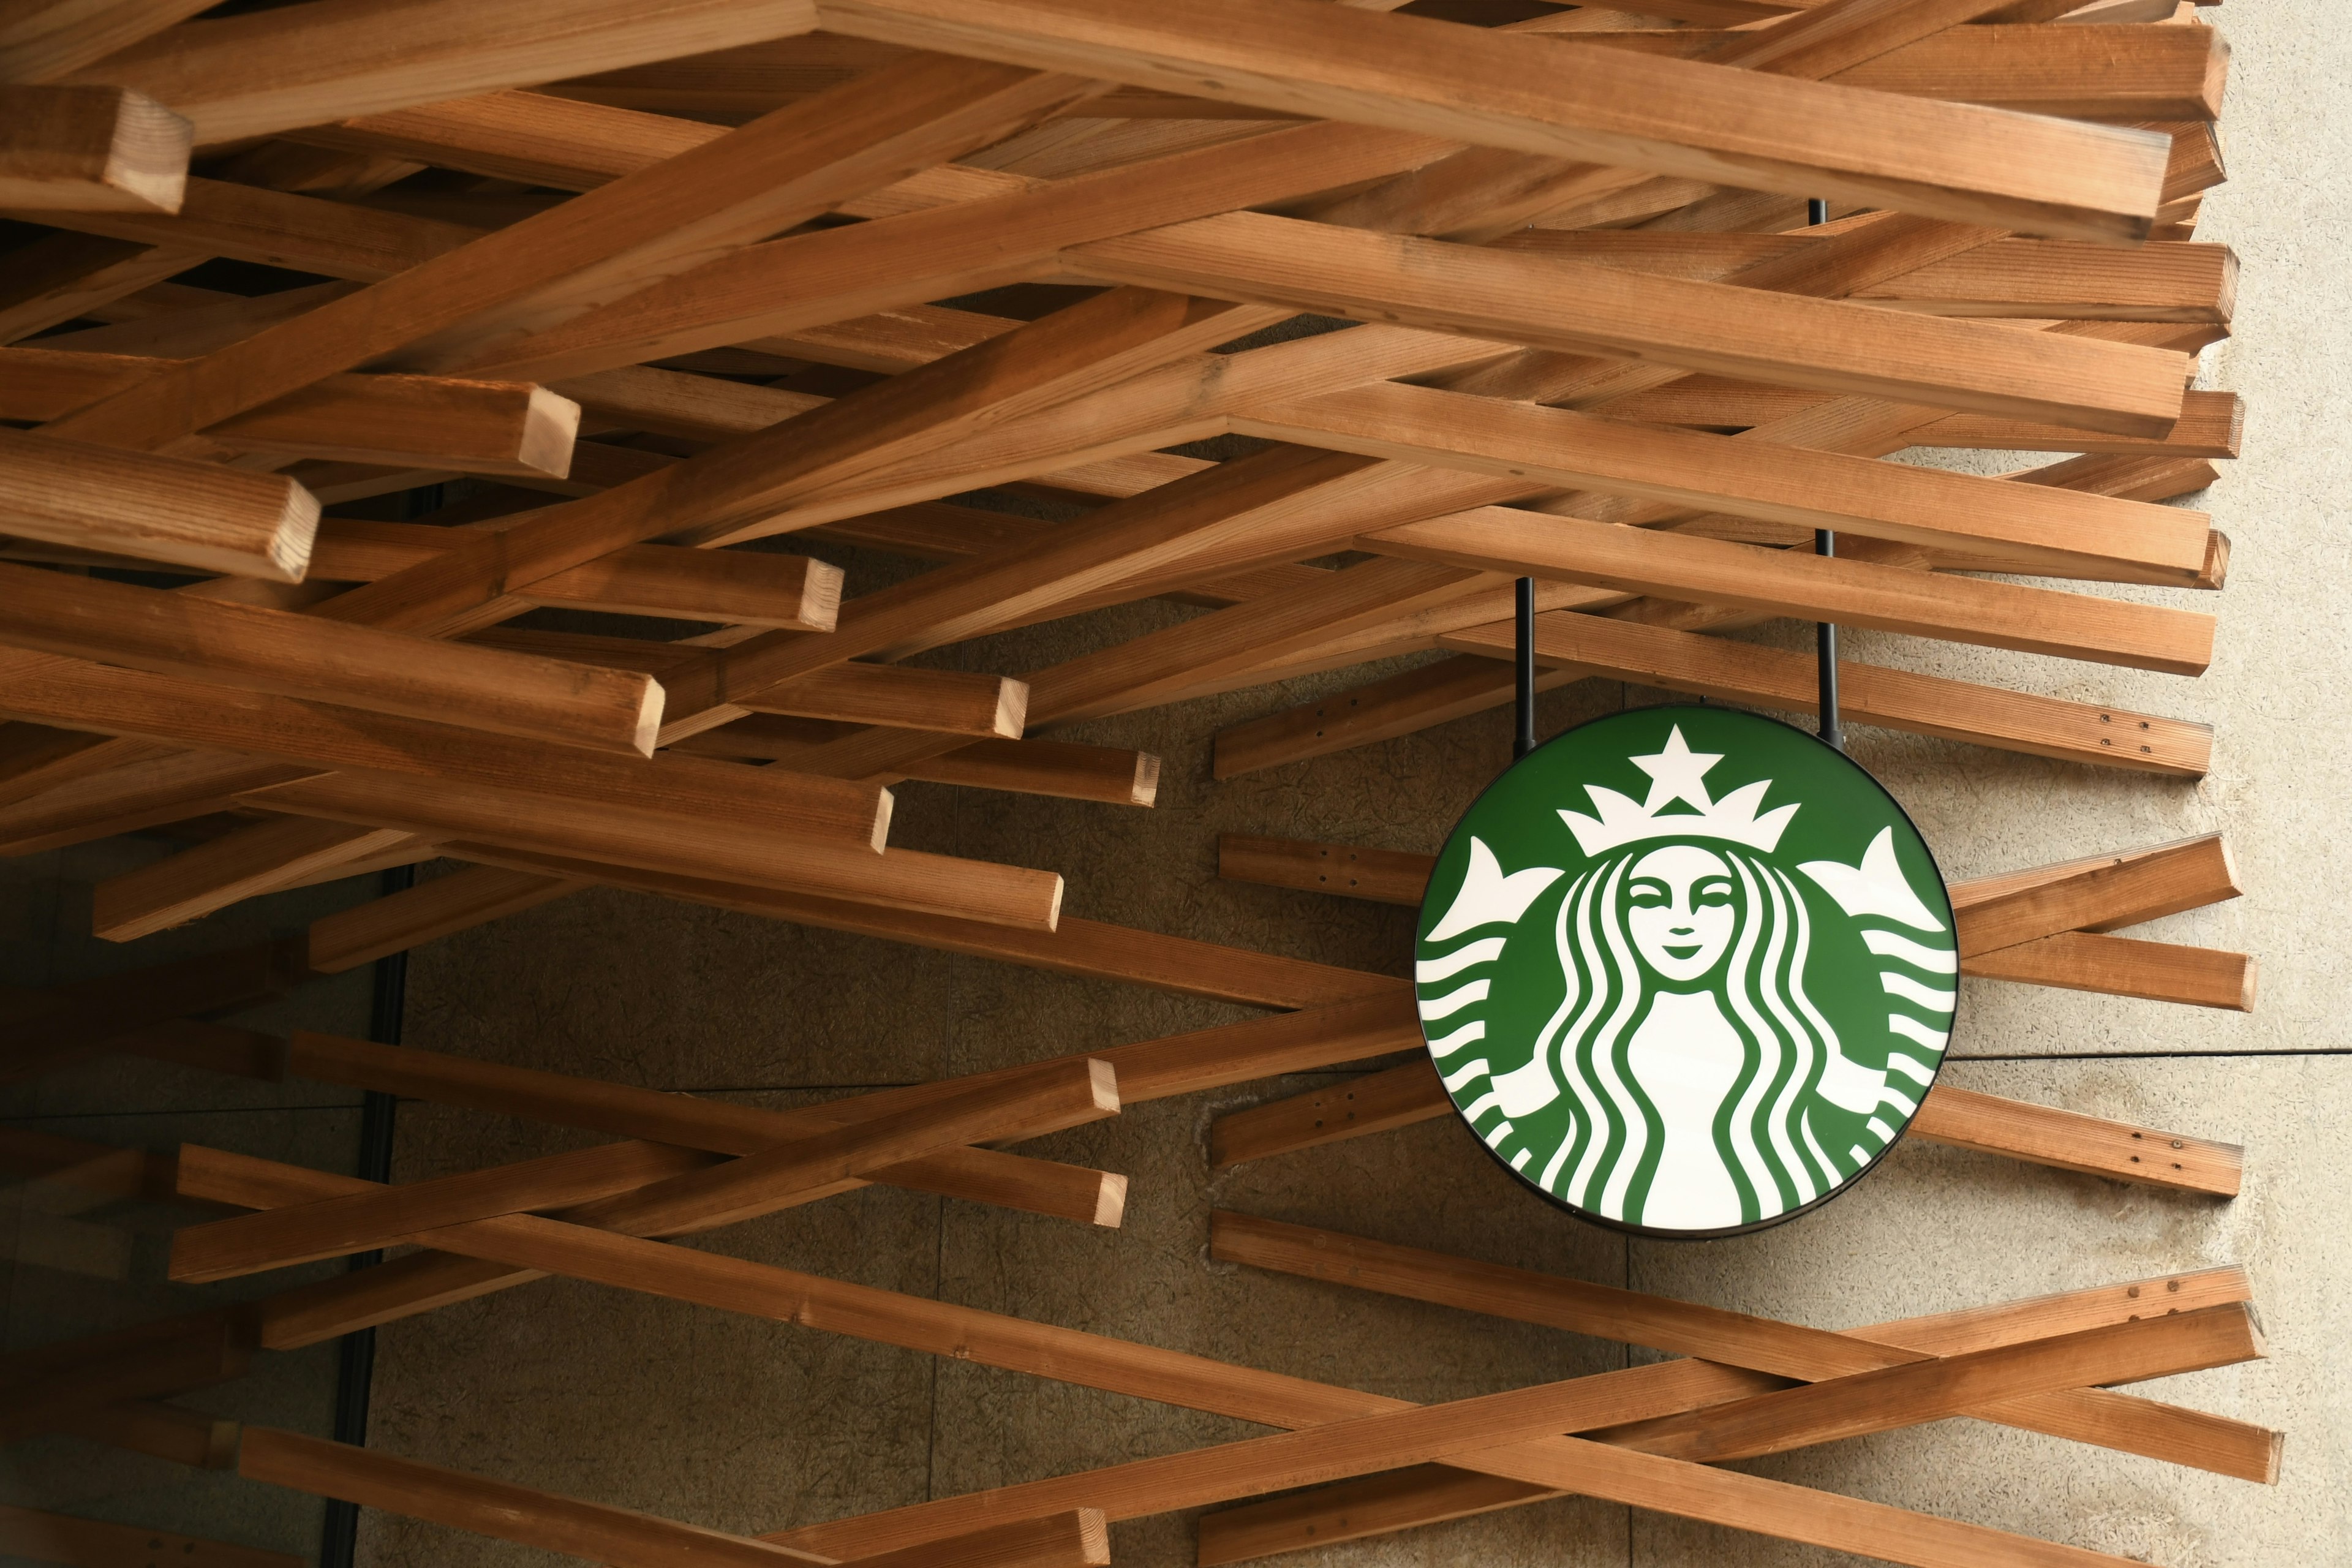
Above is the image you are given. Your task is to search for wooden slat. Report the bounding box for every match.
[1909,1084,2242,1194]
[92,816,414,942]
[0,0,217,84]
[1245,382,2204,570]
[1210,1049,2243,1196]
[0,652,892,846]
[1964,930,2255,1009]
[1365,507,2214,674]
[1218,833,1431,907]
[281,1029,1125,1229]
[58,0,826,145]
[674,721,1161,807]
[1,938,301,1081]
[0,1316,247,1444]
[1953,832,2241,952]
[244,770,1061,931]
[0,1501,298,1568]
[1083,215,2186,437]
[172,1056,1115,1281]
[42,53,1080,453]
[0,562,664,756]
[0,83,187,211]
[1437,610,2214,775]
[817,0,2174,239]
[0,350,582,476]
[0,428,315,579]
[304,865,584,974]
[10,174,480,281]
[0,230,203,343]
[307,521,842,630]
[238,1427,824,1568]
[773,1311,2242,1565]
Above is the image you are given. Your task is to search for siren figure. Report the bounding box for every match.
[1421,726,1945,1232]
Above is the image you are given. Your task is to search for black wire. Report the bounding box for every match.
[1513,575,1536,760]
[1806,198,1841,750]
[318,862,412,1568]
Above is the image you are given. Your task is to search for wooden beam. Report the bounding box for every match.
[238,1426,826,1568]
[674,722,1160,807]
[1195,1221,2274,1558]
[1,938,301,1081]
[0,350,582,477]
[0,750,310,858]
[1365,507,2215,674]
[10,173,478,281]
[0,1501,298,1568]
[0,84,187,211]
[1244,382,2206,568]
[0,229,202,343]
[770,1311,2247,1564]
[0,645,891,843]
[212,997,1414,1347]
[0,562,665,755]
[0,428,315,580]
[470,116,1452,383]
[1909,1084,2242,1194]
[1218,833,1431,907]
[304,865,586,974]
[56,0,826,145]
[1212,1050,2243,1198]
[279,1029,1125,1231]
[42,53,1082,453]
[243,770,1061,931]
[0,1,217,85]
[1964,930,2255,1010]
[1082,215,2188,437]
[1437,609,2215,775]
[92,815,415,942]
[170,1058,1117,1280]
[0,1316,247,1444]
[307,521,842,630]
[813,0,2174,239]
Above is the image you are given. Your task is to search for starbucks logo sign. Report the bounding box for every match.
[1415,707,1957,1237]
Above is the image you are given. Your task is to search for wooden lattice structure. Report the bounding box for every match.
[0,0,2274,1564]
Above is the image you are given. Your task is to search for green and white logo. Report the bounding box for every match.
[1415,706,1956,1237]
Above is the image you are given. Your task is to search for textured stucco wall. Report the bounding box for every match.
[364,6,2350,1566]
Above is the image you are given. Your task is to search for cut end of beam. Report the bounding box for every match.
[995,676,1032,739]
[629,679,665,760]
[514,386,584,479]
[0,86,193,214]
[1093,1172,1129,1229]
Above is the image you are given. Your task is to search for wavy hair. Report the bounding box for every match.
[1520,845,1853,1227]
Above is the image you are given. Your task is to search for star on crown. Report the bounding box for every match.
[1558,726,1799,856]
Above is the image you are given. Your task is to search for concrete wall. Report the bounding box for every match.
[359,6,2348,1566]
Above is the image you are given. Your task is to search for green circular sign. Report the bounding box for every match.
[1416,706,1956,1237]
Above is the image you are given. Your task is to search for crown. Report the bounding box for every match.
[1558,726,1798,856]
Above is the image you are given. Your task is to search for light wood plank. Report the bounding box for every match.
[0,84,186,210]
[817,0,2173,239]
[280,1029,1124,1230]
[1365,506,2214,674]
[0,1501,298,1568]
[1081,214,2187,437]
[238,1427,823,1568]
[92,816,413,942]
[243,770,1060,931]
[0,428,315,579]
[0,562,663,755]
[1438,610,2214,775]
[304,865,585,974]
[1953,832,2239,953]
[1964,929,2255,1009]
[43,53,1077,453]
[1910,1083,2242,1194]
[0,350,581,477]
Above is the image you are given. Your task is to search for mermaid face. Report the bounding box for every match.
[1624,843,1737,983]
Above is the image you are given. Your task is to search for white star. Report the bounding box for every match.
[1629,726,1722,814]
